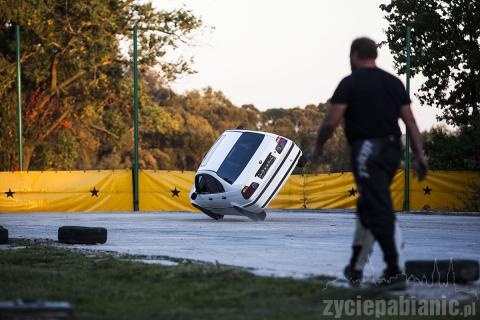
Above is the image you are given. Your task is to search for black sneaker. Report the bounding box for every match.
[375,269,407,291]
[343,265,363,287]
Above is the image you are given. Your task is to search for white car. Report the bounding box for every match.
[190,129,303,221]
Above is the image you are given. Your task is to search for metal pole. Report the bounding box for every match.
[403,26,411,211]
[15,25,23,171]
[132,26,139,211]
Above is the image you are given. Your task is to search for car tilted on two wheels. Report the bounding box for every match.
[190,130,303,221]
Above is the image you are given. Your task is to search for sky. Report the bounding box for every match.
[152,0,446,131]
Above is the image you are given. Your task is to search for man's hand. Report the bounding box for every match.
[413,154,428,181]
[400,104,428,181]
[312,103,347,163]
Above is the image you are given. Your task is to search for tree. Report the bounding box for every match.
[0,0,201,170]
[380,0,479,128]
[423,125,480,170]
[260,104,350,173]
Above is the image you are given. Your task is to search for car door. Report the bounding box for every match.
[195,174,230,208]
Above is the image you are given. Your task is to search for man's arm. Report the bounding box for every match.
[311,103,347,161]
[399,104,428,180]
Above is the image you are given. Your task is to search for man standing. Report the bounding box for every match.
[311,37,428,290]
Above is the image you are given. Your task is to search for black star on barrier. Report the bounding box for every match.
[90,187,99,197]
[348,187,357,197]
[423,185,432,195]
[171,186,180,198]
[5,188,15,198]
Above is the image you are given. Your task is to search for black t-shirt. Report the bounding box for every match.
[331,67,411,143]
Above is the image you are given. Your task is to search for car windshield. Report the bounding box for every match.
[217,132,265,184]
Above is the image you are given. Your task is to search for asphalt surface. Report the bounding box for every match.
[1,210,479,299]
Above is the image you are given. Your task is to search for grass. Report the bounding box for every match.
[0,240,476,319]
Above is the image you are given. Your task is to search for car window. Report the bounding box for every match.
[217,132,265,184]
[200,134,226,167]
[196,175,208,193]
[195,174,225,194]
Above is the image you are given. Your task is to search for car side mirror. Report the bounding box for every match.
[191,192,198,200]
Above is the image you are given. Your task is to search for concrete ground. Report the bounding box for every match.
[1,210,479,299]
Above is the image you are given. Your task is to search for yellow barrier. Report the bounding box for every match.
[409,171,478,211]
[0,170,132,212]
[269,175,305,209]
[139,170,197,211]
[0,170,478,212]
[304,172,357,209]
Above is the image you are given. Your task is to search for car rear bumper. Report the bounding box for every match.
[240,144,302,213]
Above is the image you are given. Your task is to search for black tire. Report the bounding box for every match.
[58,226,107,245]
[232,206,266,221]
[192,203,224,220]
[406,259,479,284]
[202,211,224,220]
[296,154,307,168]
[0,226,8,244]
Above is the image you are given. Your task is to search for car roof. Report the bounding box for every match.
[198,130,283,174]
[224,129,280,139]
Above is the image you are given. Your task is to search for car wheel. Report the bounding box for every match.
[192,203,224,220]
[296,155,307,168]
[203,212,224,220]
[405,259,479,284]
[58,226,107,245]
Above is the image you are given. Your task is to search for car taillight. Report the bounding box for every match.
[241,182,259,199]
[276,137,287,154]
